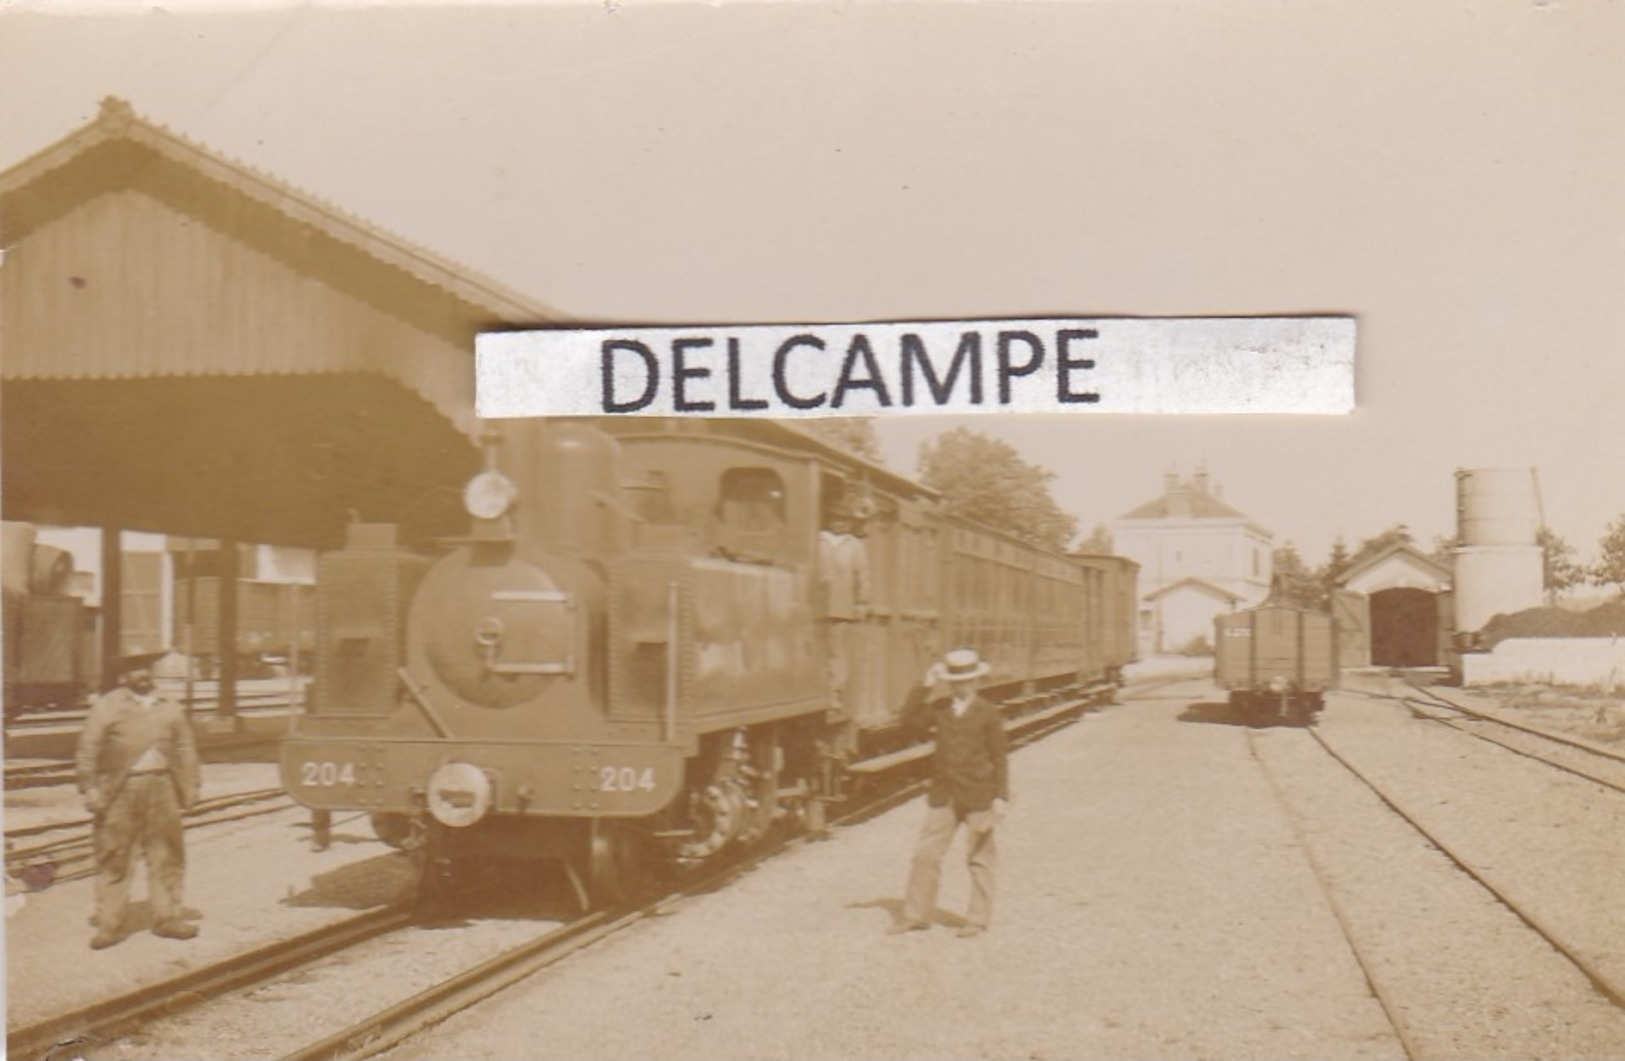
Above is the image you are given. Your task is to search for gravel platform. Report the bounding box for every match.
[5,763,417,1035]
[11,663,1625,1060]
[383,680,1403,1061]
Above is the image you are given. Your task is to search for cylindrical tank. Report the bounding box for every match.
[1456,468,1540,547]
[30,545,74,595]
[1452,544,1543,633]
[2,522,37,599]
[514,420,624,559]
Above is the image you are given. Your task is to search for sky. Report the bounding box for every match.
[1,0,1621,565]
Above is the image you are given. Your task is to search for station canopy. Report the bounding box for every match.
[0,98,559,549]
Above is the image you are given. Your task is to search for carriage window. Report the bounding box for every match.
[718,468,786,532]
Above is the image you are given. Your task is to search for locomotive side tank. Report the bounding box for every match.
[281,417,1137,905]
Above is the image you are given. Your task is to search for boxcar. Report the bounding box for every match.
[1214,598,1337,726]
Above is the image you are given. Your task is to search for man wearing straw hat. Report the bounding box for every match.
[76,648,202,949]
[889,647,1009,938]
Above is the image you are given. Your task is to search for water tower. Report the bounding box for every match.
[1452,468,1544,633]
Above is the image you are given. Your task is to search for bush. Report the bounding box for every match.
[1178,634,1214,657]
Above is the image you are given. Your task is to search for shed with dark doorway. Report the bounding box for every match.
[1333,543,1453,668]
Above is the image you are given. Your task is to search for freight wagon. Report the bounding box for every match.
[1214,595,1338,726]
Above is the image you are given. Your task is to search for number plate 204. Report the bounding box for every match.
[299,760,357,788]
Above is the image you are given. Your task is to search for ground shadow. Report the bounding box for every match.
[847,896,969,931]
[1177,699,1315,729]
[89,897,204,936]
[1178,700,1255,728]
[415,859,583,925]
[280,851,416,910]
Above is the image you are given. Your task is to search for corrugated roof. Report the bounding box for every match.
[0,97,558,349]
[0,98,559,547]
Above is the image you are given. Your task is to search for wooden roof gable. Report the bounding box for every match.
[0,96,554,356]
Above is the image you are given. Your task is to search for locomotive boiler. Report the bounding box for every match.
[280,418,1136,905]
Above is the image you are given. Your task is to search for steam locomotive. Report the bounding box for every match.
[2,522,92,719]
[279,418,1137,905]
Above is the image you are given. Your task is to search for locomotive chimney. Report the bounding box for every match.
[515,420,626,559]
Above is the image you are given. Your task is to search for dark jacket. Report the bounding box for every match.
[900,684,1009,812]
[76,687,201,812]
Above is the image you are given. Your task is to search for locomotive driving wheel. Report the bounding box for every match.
[587,820,648,907]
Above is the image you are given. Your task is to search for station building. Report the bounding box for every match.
[1112,469,1273,656]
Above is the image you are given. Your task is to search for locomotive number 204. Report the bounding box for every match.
[599,765,656,793]
[300,760,357,787]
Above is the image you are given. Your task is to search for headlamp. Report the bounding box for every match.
[463,470,517,521]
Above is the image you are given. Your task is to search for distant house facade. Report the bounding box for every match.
[1142,577,1244,658]
[1112,469,1274,655]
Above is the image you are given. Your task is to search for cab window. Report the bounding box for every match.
[718,467,786,533]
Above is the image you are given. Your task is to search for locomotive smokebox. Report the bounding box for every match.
[513,419,625,561]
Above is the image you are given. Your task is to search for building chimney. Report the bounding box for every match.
[1193,466,1210,494]
[1163,469,1180,496]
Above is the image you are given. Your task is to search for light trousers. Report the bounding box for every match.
[902,802,997,929]
[94,773,186,930]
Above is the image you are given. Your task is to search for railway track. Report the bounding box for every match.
[6,685,304,729]
[1302,720,1625,1010]
[1350,679,1625,795]
[285,680,1120,1061]
[9,680,1121,1061]
[1250,733,1422,1060]
[5,787,296,888]
[1247,685,1625,1059]
[9,906,416,1061]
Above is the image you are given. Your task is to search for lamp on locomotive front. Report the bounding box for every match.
[463,468,518,523]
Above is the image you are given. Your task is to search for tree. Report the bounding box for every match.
[1317,536,1352,598]
[1345,523,1413,571]
[1593,514,1625,597]
[1077,523,1114,555]
[1271,542,1322,608]
[1536,525,1584,602]
[802,418,884,464]
[917,427,1078,550]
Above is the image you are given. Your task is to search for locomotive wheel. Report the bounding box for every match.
[588,820,648,908]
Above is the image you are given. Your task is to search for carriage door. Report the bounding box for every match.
[1330,590,1369,669]
[818,475,886,728]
